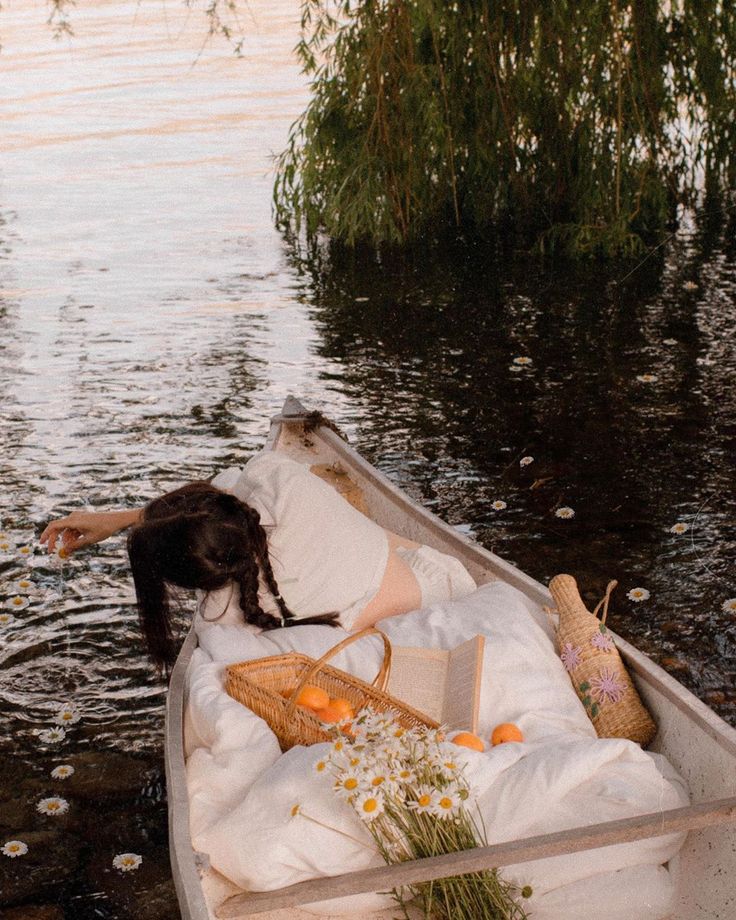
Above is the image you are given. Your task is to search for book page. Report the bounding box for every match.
[385,646,449,723]
[442,635,485,732]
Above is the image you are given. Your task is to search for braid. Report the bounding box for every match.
[217,493,297,628]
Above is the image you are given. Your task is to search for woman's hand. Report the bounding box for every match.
[39,508,142,555]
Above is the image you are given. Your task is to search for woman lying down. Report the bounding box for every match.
[41,450,477,669]
[42,450,688,920]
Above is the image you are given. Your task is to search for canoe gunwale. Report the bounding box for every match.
[216,795,736,918]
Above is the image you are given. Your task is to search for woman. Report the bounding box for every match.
[40,452,476,670]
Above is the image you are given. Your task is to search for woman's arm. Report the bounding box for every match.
[40,508,143,555]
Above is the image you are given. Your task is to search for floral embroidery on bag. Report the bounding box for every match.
[591,668,627,704]
[560,643,582,672]
[590,631,614,652]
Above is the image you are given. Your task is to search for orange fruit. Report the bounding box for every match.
[451,731,485,752]
[329,698,355,719]
[294,685,330,711]
[491,722,524,746]
[313,704,344,724]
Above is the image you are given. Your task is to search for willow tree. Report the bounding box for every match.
[274,0,736,255]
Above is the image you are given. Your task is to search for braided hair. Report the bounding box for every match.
[127,481,337,671]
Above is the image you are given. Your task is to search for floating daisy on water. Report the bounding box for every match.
[38,727,66,744]
[591,668,627,704]
[636,373,658,383]
[51,764,75,780]
[54,705,81,727]
[682,280,699,291]
[2,840,28,858]
[113,852,143,872]
[520,456,534,467]
[560,642,582,672]
[354,791,385,821]
[37,796,69,816]
[491,500,507,511]
[0,613,15,626]
[722,598,736,614]
[5,596,29,610]
[663,338,678,346]
[670,522,689,534]
[627,587,650,602]
[513,356,533,366]
[555,506,575,519]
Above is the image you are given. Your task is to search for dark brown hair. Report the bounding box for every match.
[127,481,337,671]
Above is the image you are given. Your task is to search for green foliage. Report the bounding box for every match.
[274,0,736,256]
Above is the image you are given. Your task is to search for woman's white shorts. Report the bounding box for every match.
[395,544,477,608]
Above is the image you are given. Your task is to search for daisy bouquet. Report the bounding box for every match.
[318,708,531,920]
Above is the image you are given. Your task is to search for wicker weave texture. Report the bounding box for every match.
[550,574,657,747]
[225,630,439,752]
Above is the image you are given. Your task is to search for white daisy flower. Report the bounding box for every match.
[0,613,15,626]
[15,579,38,594]
[432,790,462,819]
[313,758,329,775]
[2,840,29,858]
[520,456,534,467]
[51,764,75,780]
[682,280,699,291]
[555,506,575,519]
[670,522,689,534]
[37,796,69,816]
[662,338,678,346]
[408,786,438,814]
[5,596,29,611]
[636,373,658,383]
[354,791,385,821]
[17,545,33,559]
[113,852,143,872]
[0,539,15,553]
[513,356,533,366]
[38,727,66,744]
[627,587,651,602]
[333,771,364,800]
[491,500,507,511]
[54,705,81,727]
[722,598,736,614]
[395,768,416,785]
[509,365,524,373]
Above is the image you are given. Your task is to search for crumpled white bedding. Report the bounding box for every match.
[185,581,688,919]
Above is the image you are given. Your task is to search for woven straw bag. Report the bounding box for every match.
[549,574,657,746]
[225,627,439,752]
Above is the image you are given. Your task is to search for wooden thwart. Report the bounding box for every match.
[216,796,736,918]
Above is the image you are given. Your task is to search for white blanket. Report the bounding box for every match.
[185,582,688,918]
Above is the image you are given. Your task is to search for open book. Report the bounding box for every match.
[385,635,485,733]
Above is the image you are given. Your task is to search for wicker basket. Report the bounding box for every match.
[549,574,657,747]
[225,627,439,752]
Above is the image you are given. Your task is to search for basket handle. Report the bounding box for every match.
[284,627,392,717]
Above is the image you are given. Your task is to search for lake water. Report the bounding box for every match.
[1,2,734,917]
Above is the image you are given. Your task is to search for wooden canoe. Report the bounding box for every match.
[165,395,736,920]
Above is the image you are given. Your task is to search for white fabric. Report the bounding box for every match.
[186,581,687,917]
[208,452,389,627]
[395,543,477,606]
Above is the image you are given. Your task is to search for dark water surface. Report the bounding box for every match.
[1,2,735,917]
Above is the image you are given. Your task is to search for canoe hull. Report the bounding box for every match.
[167,396,736,920]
